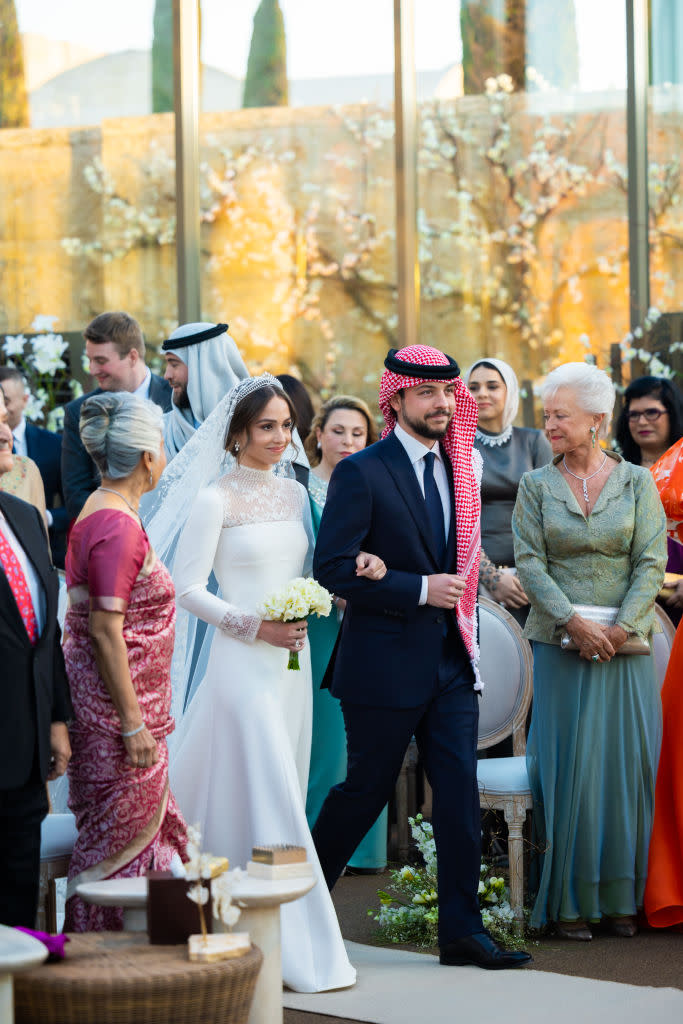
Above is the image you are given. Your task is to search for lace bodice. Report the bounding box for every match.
[174,465,312,646]
[216,464,308,526]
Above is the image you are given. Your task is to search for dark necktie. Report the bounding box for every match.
[423,451,446,565]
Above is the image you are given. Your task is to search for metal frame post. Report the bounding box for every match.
[394,0,420,348]
[173,0,201,323]
[626,0,650,329]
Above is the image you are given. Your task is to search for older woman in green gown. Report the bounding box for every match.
[305,395,388,871]
[512,362,666,940]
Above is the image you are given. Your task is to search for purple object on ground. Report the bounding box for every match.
[15,927,70,960]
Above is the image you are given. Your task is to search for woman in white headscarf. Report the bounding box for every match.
[464,358,552,622]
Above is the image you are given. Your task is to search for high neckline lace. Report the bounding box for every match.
[230,463,275,485]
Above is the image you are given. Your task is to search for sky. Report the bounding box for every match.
[16,0,626,89]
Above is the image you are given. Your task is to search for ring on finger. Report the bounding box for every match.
[591,653,599,662]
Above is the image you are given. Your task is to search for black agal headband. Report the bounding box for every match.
[383,349,461,379]
[162,323,228,352]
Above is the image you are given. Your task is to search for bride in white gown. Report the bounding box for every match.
[160,375,356,993]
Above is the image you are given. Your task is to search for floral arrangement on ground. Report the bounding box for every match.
[370,815,527,950]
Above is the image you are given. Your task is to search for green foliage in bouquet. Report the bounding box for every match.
[370,815,525,949]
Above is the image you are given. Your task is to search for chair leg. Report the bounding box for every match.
[503,808,525,927]
[36,865,49,932]
[46,879,58,934]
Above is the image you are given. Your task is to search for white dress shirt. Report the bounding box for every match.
[0,510,45,637]
[12,416,28,457]
[393,422,452,605]
[132,368,152,400]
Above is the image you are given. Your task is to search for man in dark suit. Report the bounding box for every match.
[0,367,69,567]
[312,345,531,970]
[0,420,72,927]
[61,312,172,520]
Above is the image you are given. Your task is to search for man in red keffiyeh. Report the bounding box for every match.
[313,345,531,970]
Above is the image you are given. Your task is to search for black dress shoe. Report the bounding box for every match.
[440,931,533,970]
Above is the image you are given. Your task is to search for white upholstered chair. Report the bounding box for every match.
[476,596,534,925]
[37,777,77,933]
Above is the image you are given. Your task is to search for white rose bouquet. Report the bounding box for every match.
[260,577,333,670]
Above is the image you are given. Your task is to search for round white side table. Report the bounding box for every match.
[0,924,48,1024]
[76,872,316,1024]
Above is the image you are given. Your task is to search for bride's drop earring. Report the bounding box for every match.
[149,469,153,485]
[233,441,240,453]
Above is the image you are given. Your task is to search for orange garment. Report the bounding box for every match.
[645,438,683,927]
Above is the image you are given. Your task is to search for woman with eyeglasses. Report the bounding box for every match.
[616,377,683,624]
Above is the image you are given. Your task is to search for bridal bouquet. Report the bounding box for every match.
[260,577,333,670]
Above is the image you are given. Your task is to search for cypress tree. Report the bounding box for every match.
[243,0,288,108]
[0,0,29,128]
[460,0,578,94]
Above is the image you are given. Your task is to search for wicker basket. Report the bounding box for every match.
[14,931,263,1024]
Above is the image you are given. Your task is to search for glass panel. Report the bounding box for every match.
[1,1,175,424]
[416,0,629,417]
[198,0,396,406]
[647,0,683,369]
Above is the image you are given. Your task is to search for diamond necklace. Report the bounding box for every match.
[562,453,607,504]
[475,425,512,448]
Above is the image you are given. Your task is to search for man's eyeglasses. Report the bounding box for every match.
[627,408,667,423]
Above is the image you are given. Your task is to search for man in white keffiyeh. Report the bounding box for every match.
[161,322,250,458]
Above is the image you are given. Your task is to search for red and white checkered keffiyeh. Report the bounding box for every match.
[379,344,483,687]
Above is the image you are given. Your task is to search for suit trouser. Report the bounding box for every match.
[0,776,49,927]
[312,638,482,944]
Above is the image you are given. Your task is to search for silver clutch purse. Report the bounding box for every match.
[560,604,650,655]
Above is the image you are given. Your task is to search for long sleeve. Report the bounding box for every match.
[313,456,422,612]
[174,487,261,642]
[26,458,47,524]
[61,400,98,520]
[512,472,575,627]
[616,470,667,638]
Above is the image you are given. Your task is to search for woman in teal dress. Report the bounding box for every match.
[304,395,388,870]
[512,362,666,940]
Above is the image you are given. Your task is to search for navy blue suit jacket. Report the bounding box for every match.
[24,421,68,567]
[61,374,172,520]
[313,431,463,708]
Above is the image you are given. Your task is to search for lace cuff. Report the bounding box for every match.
[219,608,262,643]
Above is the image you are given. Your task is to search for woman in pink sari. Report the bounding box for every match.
[63,392,187,931]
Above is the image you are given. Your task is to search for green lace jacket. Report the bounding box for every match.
[512,452,666,645]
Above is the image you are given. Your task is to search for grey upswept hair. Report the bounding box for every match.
[79,392,164,480]
[542,362,616,440]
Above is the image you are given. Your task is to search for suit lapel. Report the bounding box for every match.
[24,422,35,459]
[376,432,440,567]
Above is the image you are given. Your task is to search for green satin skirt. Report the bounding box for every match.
[527,642,661,928]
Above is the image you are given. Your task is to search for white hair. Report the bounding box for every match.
[80,392,164,480]
[542,362,615,439]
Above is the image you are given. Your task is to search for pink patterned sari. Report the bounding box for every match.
[63,510,187,932]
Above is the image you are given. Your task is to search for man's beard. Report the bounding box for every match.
[173,385,191,410]
[401,405,452,440]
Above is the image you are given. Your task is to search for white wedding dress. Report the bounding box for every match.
[169,463,355,993]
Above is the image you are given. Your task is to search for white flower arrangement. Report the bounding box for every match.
[370,815,522,949]
[259,576,332,669]
[2,315,80,431]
